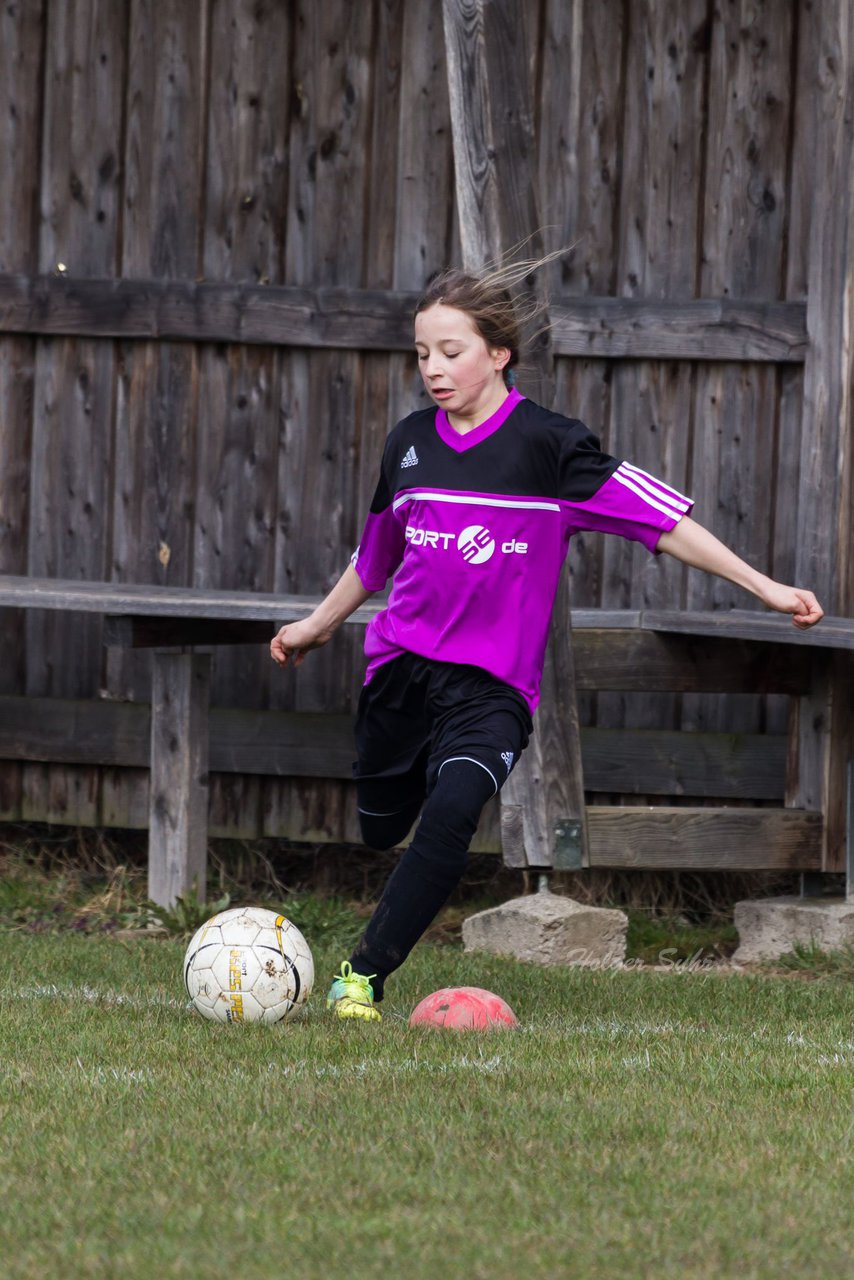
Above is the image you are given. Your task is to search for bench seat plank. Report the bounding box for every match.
[642,608,854,650]
[0,574,383,624]
[585,806,822,870]
[2,576,850,650]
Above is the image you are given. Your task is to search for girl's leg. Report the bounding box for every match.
[347,754,503,1000]
[357,798,423,854]
[352,654,430,852]
[337,661,530,1011]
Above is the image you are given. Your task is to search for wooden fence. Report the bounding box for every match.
[0,0,851,843]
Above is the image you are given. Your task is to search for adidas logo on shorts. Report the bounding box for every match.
[501,751,514,773]
[401,446,419,469]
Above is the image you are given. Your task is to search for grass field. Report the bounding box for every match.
[1,919,852,1280]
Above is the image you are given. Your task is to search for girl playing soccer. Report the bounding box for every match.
[270,263,823,1022]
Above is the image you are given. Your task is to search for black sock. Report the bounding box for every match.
[348,759,496,999]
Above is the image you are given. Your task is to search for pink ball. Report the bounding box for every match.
[408,986,519,1031]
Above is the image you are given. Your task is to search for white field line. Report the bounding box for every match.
[545,1018,854,1067]
[0,982,189,1011]
[74,1058,157,1087]
[1,1053,510,1090]
[256,1053,508,1081]
[4,987,852,1070]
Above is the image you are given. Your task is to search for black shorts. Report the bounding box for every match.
[353,652,533,818]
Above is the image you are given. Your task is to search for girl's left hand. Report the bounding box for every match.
[759,582,824,628]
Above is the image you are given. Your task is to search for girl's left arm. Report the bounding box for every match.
[657,516,824,630]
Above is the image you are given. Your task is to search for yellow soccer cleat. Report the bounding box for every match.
[326,961,382,1022]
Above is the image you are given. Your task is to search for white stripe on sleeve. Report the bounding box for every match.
[618,462,692,510]
[612,468,687,521]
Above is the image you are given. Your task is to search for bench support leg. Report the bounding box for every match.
[148,651,210,907]
[500,576,588,870]
[787,654,854,877]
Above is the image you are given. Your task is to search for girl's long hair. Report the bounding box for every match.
[414,244,570,386]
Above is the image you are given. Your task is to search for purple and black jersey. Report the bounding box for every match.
[352,389,692,712]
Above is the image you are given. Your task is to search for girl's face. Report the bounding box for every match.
[414,303,510,422]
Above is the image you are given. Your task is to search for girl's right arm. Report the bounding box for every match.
[270,563,374,668]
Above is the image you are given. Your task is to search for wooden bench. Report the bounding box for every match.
[0,575,851,904]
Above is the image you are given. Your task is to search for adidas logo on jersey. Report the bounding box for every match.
[401,446,419,469]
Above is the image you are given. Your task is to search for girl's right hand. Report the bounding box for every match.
[270,617,329,668]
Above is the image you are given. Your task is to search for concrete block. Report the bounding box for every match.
[462,892,628,968]
[733,896,854,963]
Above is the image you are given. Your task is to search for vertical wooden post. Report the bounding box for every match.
[789,1,854,873]
[442,0,588,870]
[796,0,854,614]
[148,651,210,906]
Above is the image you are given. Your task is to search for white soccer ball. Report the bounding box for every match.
[183,906,314,1025]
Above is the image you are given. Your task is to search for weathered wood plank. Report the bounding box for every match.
[617,0,710,301]
[702,0,792,299]
[0,274,421,345]
[586,806,822,870]
[109,342,200,590]
[773,1,814,660]
[279,3,376,719]
[272,347,364,716]
[0,691,790,801]
[442,0,500,272]
[550,298,807,362]
[572,628,816,695]
[0,340,34,698]
[21,761,100,827]
[0,695,150,768]
[536,0,583,287]
[4,578,849,654]
[683,361,778,737]
[260,776,352,845]
[100,766,149,830]
[193,346,280,708]
[106,0,210,705]
[642,609,854,651]
[0,0,42,805]
[599,360,693,733]
[9,780,824,871]
[394,0,455,287]
[581,728,786,800]
[556,358,616,738]
[203,0,290,287]
[540,0,625,297]
[25,338,114,701]
[0,274,810,361]
[687,2,793,735]
[105,348,199,708]
[0,0,44,273]
[0,763,23,821]
[25,0,127,832]
[364,0,405,287]
[600,0,707,742]
[349,350,400,713]
[148,651,210,906]
[786,0,854,872]
[38,0,127,278]
[787,652,854,875]
[796,0,854,616]
[285,0,374,289]
[785,2,820,303]
[198,0,292,725]
[122,0,207,280]
[7,765,826,873]
[0,574,386,621]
